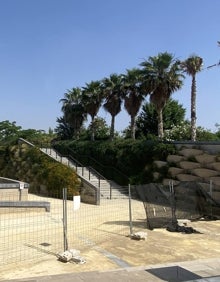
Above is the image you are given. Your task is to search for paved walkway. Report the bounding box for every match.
[2,257,220,282]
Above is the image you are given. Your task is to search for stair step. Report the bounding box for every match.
[40,147,127,200]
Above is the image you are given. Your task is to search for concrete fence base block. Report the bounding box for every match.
[57,249,86,264]
[130,231,147,240]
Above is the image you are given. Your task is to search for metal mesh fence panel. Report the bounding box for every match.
[135,181,220,230]
[0,187,145,269]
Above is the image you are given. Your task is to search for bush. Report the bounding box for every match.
[0,144,80,196]
[53,139,176,185]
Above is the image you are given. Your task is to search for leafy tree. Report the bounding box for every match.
[0,120,55,145]
[132,99,186,138]
[164,121,219,141]
[87,117,110,140]
[122,68,146,139]
[82,80,103,141]
[102,73,124,141]
[0,120,22,143]
[140,52,184,139]
[59,87,87,140]
[181,55,203,141]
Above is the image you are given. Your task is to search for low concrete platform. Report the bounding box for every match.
[0,201,50,212]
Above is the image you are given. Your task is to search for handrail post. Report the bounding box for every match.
[128,184,133,235]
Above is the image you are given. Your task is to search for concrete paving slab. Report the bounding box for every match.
[2,258,220,282]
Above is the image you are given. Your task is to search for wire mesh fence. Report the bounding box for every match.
[135,181,220,230]
[0,187,145,269]
[3,181,219,269]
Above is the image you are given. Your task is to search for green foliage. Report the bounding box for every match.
[80,117,110,141]
[164,121,220,141]
[44,162,80,196]
[0,120,56,147]
[54,139,176,185]
[135,99,186,138]
[0,120,22,144]
[0,144,80,196]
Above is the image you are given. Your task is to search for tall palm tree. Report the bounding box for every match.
[59,87,86,140]
[102,73,123,140]
[140,52,184,139]
[181,55,203,141]
[82,80,103,141]
[122,68,146,139]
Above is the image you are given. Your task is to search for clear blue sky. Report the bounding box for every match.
[0,0,220,133]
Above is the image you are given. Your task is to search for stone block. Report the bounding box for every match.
[192,168,219,178]
[168,167,184,177]
[207,162,220,172]
[179,161,201,170]
[179,148,204,158]
[167,155,184,164]
[195,154,216,164]
[176,174,200,182]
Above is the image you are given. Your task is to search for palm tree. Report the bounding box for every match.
[181,55,203,141]
[55,116,74,140]
[122,68,146,139]
[59,87,86,139]
[140,52,184,139]
[102,73,123,140]
[82,80,103,141]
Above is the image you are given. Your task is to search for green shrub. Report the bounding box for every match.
[0,144,80,196]
[54,139,176,185]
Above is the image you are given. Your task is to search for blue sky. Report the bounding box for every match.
[0,0,220,133]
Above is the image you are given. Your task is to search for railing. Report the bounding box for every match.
[65,148,130,186]
[42,147,107,189]
[27,139,130,186]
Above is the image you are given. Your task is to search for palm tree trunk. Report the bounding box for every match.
[157,108,164,139]
[130,115,136,140]
[110,115,115,141]
[191,75,197,141]
[91,116,95,141]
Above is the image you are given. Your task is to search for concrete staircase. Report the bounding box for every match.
[40,148,128,200]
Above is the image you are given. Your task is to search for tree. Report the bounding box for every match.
[55,116,74,140]
[82,80,103,141]
[0,120,54,145]
[102,73,123,141]
[181,55,203,141]
[164,121,218,141]
[140,52,184,139]
[59,87,87,140]
[87,117,110,140]
[122,68,146,139]
[135,99,186,138]
[0,120,22,143]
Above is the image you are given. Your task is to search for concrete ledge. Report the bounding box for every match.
[0,201,50,212]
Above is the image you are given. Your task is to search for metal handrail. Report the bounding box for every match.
[65,148,129,185]
[45,148,104,188]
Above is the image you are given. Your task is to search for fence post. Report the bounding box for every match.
[210,180,213,217]
[169,181,177,226]
[128,184,133,235]
[63,188,68,251]
[110,183,112,199]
